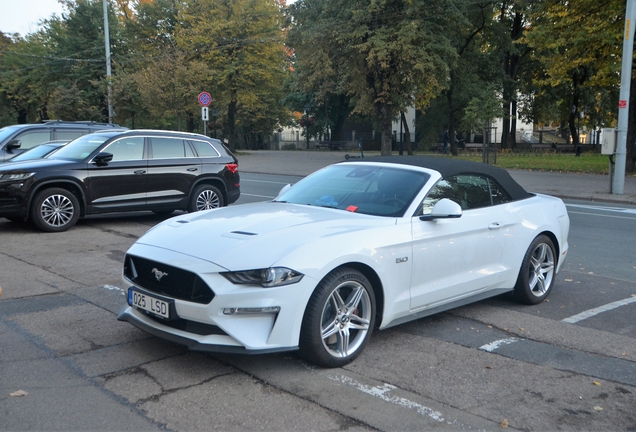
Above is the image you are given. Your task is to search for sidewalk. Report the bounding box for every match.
[236,150,636,206]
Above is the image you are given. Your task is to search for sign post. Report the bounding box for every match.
[198,92,212,136]
[614,0,636,194]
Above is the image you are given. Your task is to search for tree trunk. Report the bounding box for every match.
[400,111,413,155]
[227,88,237,152]
[510,99,518,149]
[378,102,392,156]
[501,101,510,150]
[627,74,636,173]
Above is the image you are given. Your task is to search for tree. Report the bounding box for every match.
[439,1,500,156]
[524,0,624,154]
[290,0,454,156]
[176,0,289,150]
[492,1,533,150]
[0,30,55,123]
[43,0,124,122]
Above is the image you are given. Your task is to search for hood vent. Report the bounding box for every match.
[230,231,257,236]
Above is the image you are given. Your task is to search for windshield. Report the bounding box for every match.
[0,125,22,143]
[49,133,112,161]
[275,164,430,217]
[8,144,57,161]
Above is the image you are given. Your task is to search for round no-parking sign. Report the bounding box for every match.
[198,92,212,107]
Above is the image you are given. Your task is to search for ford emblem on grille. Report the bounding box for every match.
[151,268,169,281]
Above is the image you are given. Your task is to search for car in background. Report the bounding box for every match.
[4,140,69,163]
[0,129,240,231]
[0,120,125,162]
[117,156,569,368]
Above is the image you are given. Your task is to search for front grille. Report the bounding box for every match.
[147,314,227,336]
[124,254,214,304]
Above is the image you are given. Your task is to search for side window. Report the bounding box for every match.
[488,178,512,206]
[14,130,51,150]
[149,137,187,159]
[454,175,511,210]
[420,174,511,214]
[191,140,220,157]
[54,129,85,141]
[104,137,145,161]
[421,178,464,215]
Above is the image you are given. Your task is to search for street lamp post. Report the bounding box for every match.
[102,0,113,124]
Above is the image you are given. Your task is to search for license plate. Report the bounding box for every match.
[128,289,170,319]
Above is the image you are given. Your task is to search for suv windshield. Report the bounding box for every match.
[0,125,22,142]
[49,134,113,161]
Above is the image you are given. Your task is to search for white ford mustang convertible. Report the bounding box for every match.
[118,156,569,367]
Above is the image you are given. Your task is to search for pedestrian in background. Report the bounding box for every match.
[442,127,449,154]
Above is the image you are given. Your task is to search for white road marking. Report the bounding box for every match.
[567,211,636,220]
[328,375,445,422]
[562,296,636,324]
[241,179,291,185]
[566,203,636,215]
[101,284,126,296]
[240,193,276,199]
[479,338,519,352]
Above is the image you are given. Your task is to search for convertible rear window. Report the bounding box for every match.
[421,174,511,214]
[275,164,429,217]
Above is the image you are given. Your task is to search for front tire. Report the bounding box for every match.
[188,184,223,212]
[299,268,376,368]
[513,235,556,305]
[30,188,80,232]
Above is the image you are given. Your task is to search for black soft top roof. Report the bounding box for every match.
[346,155,532,201]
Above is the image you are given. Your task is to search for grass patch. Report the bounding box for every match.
[359,150,612,174]
[421,152,612,174]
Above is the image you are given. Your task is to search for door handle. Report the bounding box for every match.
[488,222,503,230]
[187,167,198,172]
[134,170,146,175]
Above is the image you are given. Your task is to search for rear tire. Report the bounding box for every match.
[513,235,556,305]
[299,267,375,368]
[30,188,80,232]
[188,185,223,212]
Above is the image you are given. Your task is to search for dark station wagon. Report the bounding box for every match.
[0,129,240,232]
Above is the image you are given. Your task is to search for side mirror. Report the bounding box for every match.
[277,183,291,198]
[420,198,462,221]
[92,152,113,165]
[5,139,21,151]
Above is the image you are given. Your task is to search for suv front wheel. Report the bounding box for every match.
[188,184,224,212]
[31,188,80,232]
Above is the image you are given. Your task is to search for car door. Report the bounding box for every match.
[145,137,201,209]
[409,174,513,310]
[85,136,148,212]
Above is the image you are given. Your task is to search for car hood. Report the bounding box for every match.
[134,201,393,270]
[0,158,73,171]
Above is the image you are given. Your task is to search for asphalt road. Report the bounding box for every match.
[0,173,635,431]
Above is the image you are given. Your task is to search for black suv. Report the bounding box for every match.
[0,129,240,232]
[0,120,125,162]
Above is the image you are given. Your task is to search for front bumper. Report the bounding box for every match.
[118,243,317,353]
[117,304,296,354]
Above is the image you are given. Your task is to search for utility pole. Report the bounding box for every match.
[614,0,636,194]
[102,0,114,124]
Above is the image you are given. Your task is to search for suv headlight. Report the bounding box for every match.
[221,267,304,287]
[0,172,35,182]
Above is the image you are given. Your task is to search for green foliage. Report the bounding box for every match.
[0,0,631,175]
[290,0,455,155]
[524,0,624,142]
[175,0,289,150]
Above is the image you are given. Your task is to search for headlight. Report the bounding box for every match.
[0,172,35,182]
[221,267,304,287]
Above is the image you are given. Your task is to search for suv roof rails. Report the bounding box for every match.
[39,120,122,127]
